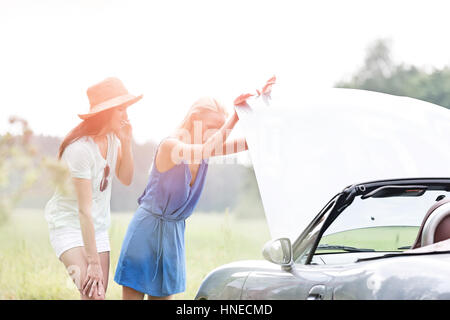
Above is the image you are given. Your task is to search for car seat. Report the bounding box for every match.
[411,199,450,249]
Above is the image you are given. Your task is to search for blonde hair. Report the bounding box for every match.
[179,96,228,129]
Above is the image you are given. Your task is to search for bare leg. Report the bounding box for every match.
[59,247,110,300]
[122,285,145,300]
[148,294,174,300]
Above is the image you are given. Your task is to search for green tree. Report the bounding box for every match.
[0,117,38,224]
[0,117,69,225]
[336,38,450,109]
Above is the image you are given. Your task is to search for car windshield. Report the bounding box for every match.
[314,189,450,259]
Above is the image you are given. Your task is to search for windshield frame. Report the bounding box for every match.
[294,178,450,265]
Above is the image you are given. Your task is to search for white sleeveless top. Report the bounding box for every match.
[44,133,120,232]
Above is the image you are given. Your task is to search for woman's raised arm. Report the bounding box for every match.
[210,137,248,157]
[158,110,240,168]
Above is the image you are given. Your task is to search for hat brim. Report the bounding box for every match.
[78,94,143,120]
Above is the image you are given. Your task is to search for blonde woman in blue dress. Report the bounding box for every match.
[114,97,248,300]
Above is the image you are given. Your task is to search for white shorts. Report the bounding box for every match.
[49,227,110,259]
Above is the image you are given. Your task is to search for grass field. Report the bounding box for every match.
[0,208,270,300]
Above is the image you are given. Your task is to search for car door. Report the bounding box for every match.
[240,197,340,300]
[240,263,336,300]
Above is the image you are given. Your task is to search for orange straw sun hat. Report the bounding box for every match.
[78,77,143,120]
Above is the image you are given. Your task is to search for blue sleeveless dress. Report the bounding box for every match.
[114,140,209,296]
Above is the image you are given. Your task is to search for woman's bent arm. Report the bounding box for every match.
[160,111,240,166]
[211,137,248,157]
[115,121,134,186]
[116,141,134,186]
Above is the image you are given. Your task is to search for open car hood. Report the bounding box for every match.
[235,84,450,241]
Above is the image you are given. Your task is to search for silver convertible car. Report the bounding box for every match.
[195,85,450,300]
[195,177,450,300]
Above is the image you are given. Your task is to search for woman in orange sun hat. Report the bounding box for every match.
[44,77,142,300]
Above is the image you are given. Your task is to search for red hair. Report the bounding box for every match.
[58,109,115,159]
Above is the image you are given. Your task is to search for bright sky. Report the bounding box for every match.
[1,0,450,144]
